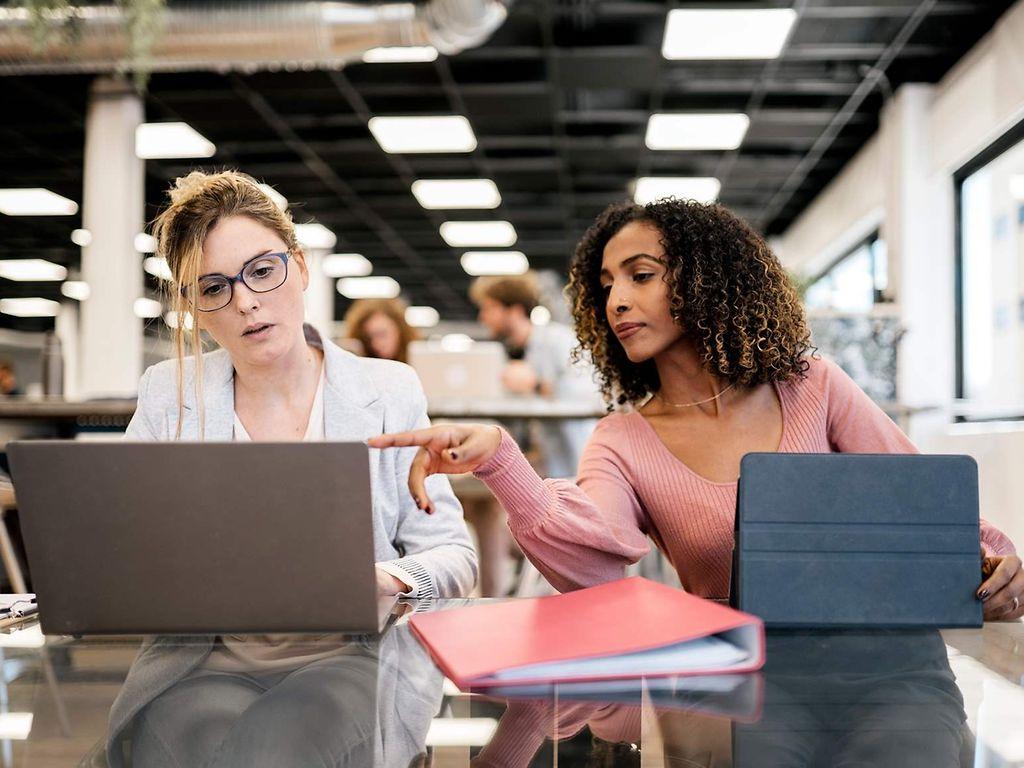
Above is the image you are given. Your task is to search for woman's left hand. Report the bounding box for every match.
[979,554,1024,621]
[375,567,411,597]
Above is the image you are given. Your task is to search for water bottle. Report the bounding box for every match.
[41,331,63,397]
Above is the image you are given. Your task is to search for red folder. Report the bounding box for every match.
[410,577,765,690]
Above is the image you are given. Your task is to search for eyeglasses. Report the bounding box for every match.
[182,251,290,312]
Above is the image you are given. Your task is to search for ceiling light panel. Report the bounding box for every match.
[0,189,78,216]
[440,221,517,248]
[412,180,501,210]
[135,122,216,160]
[369,116,477,154]
[662,9,797,60]
[0,259,68,281]
[634,177,722,205]
[337,276,401,299]
[645,114,750,150]
[362,46,438,63]
[460,251,529,276]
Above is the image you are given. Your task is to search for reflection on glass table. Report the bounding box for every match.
[0,601,1019,767]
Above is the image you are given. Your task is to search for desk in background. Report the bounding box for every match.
[427,397,606,421]
[0,397,606,444]
[0,397,930,439]
[0,399,135,446]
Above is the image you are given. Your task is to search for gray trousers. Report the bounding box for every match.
[130,653,379,768]
[732,677,967,768]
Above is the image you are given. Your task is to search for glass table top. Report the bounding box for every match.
[0,600,1020,767]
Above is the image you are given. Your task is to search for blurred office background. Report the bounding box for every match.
[0,0,1023,550]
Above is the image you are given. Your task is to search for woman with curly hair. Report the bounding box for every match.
[372,199,1021,621]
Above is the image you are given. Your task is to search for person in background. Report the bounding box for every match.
[372,198,1022,623]
[464,274,601,596]
[344,298,420,364]
[0,359,22,396]
[470,272,599,479]
[341,297,521,595]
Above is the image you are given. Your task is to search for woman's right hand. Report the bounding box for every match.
[367,424,502,514]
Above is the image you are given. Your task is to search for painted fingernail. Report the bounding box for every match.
[978,589,990,601]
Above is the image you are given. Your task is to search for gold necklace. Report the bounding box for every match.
[654,381,737,408]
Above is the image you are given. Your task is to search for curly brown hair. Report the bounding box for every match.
[566,199,813,406]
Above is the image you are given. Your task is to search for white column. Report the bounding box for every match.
[55,303,79,400]
[79,76,144,397]
[881,85,948,431]
[303,249,335,338]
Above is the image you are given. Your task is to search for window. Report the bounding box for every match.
[955,119,1024,419]
[804,233,888,313]
[803,231,897,403]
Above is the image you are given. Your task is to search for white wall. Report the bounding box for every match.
[775,0,1024,546]
[777,0,1024,277]
[928,4,1024,177]
[774,135,884,279]
[928,424,1024,555]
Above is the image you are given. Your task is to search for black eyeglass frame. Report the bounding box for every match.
[180,250,291,312]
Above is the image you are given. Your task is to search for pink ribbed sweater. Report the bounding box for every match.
[475,356,1016,598]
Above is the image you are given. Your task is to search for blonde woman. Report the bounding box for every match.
[106,170,476,767]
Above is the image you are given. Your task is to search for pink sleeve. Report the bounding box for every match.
[474,421,651,593]
[820,357,917,454]
[820,357,1016,556]
[980,522,1016,556]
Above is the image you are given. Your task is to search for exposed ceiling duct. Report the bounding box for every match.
[0,0,509,75]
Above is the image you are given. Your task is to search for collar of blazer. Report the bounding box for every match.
[175,324,384,442]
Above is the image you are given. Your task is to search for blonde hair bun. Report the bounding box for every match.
[168,171,216,206]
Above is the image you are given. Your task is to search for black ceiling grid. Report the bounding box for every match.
[0,0,1014,330]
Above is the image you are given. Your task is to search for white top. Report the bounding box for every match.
[232,367,327,442]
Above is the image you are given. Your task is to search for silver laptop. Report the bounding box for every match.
[408,340,506,400]
[7,441,391,635]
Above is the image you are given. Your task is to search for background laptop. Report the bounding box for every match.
[8,441,386,635]
[732,453,983,628]
[408,340,506,400]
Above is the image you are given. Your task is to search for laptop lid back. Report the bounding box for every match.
[734,453,982,628]
[408,340,506,400]
[8,441,379,635]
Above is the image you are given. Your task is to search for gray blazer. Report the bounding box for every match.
[105,329,477,767]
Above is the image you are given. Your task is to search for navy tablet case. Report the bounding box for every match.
[732,453,983,628]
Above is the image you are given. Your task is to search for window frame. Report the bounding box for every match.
[953,117,1024,421]
[804,230,887,311]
